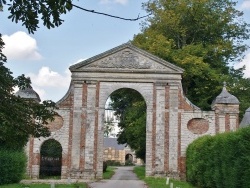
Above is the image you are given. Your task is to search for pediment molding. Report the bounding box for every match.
[70,43,184,74]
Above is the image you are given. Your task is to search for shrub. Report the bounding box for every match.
[125,160,134,166]
[0,149,27,185]
[186,126,250,188]
[105,160,122,166]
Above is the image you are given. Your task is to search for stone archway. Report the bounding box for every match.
[57,43,185,179]
[40,139,62,178]
[33,42,238,180]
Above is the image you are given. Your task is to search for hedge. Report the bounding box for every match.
[186,126,250,188]
[0,149,27,185]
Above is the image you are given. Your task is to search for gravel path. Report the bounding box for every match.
[88,166,147,188]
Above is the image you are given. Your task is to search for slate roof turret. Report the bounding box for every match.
[240,107,250,128]
[212,82,239,106]
[15,86,41,103]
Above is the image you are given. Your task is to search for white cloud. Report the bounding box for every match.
[114,0,128,5]
[28,67,71,88]
[2,31,42,60]
[240,0,250,10]
[235,51,250,78]
[27,66,71,101]
[99,0,128,5]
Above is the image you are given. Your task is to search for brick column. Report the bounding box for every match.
[79,83,87,171]
[71,83,83,170]
[151,83,156,173]
[164,85,170,173]
[168,85,179,175]
[154,83,166,173]
[93,81,100,177]
[84,81,97,177]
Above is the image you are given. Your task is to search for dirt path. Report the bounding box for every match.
[88,166,147,188]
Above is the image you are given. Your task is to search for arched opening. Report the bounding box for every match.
[40,139,62,179]
[125,153,133,162]
[103,88,146,166]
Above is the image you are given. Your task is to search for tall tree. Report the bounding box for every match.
[110,89,146,161]
[0,35,57,150]
[133,0,250,111]
[0,0,80,150]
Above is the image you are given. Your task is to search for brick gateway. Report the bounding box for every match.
[25,43,239,180]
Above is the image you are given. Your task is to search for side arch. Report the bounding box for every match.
[39,139,62,178]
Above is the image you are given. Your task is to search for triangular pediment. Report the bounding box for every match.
[70,43,184,73]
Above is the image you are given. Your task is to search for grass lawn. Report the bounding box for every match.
[0,183,87,188]
[103,166,116,179]
[134,166,195,188]
[1,166,116,188]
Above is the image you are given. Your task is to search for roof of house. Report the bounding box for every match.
[103,137,126,150]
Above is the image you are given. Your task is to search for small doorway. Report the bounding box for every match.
[125,154,133,163]
[39,139,62,179]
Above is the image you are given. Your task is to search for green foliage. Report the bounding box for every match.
[1,0,73,34]
[0,35,57,150]
[133,0,250,112]
[134,166,195,188]
[105,160,122,166]
[103,166,115,179]
[103,119,115,138]
[110,88,146,161]
[124,160,134,166]
[0,35,56,149]
[186,126,250,188]
[40,139,62,158]
[0,149,27,185]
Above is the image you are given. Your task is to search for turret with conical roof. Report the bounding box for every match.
[15,86,41,103]
[212,82,239,106]
[212,82,239,133]
[240,107,250,128]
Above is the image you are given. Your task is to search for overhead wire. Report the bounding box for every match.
[71,2,151,21]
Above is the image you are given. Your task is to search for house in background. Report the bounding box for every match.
[103,137,143,165]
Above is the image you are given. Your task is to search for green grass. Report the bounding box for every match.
[0,183,87,188]
[134,166,195,188]
[103,166,116,179]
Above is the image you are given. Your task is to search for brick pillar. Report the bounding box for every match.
[212,104,239,133]
[164,85,170,173]
[84,81,97,178]
[168,84,179,177]
[71,83,83,174]
[154,83,166,174]
[79,83,87,172]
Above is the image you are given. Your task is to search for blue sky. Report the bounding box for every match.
[1,0,250,102]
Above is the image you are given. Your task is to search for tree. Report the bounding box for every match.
[0,35,57,150]
[103,117,115,138]
[110,0,250,162]
[1,0,73,34]
[133,0,250,111]
[110,88,146,161]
